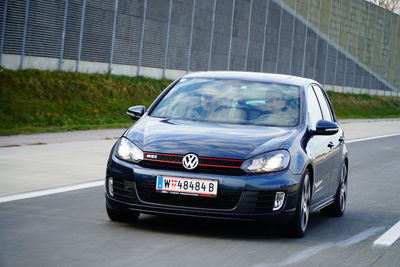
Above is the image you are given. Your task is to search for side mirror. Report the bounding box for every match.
[312,120,339,135]
[127,105,146,121]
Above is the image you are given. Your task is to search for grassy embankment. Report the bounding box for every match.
[0,67,399,135]
[0,67,171,135]
[327,90,400,119]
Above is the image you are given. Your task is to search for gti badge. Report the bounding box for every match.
[146,154,157,159]
[182,153,199,170]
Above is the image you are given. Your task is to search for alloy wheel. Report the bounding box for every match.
[301,174,311,232]
[339,164,347,213]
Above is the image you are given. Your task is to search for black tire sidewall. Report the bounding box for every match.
[286,169,310,238]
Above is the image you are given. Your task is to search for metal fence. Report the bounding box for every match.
[0,0,399,96]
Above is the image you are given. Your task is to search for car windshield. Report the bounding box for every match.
[150,78,300,127]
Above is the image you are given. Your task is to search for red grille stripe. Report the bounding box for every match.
[198,164,241,169]
[199,156,243,162]
[144,151,243,162]
[144,159,182,164]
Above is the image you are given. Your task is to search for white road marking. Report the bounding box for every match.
[373,220,400,247]
[347,133,400,143]
[337,226,385,247]
[1,133,399,204]
[270,243,334,267]
[0,180,103,203]
[253,227,385,267]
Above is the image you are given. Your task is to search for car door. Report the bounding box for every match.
[306,85,333,204]
[312,85,344,196]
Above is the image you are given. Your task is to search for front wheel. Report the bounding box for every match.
[280,170,311,238]
[320,162,348,216]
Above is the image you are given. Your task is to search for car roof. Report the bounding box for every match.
[183,71,316,88]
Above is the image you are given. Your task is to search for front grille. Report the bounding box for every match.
[140,152,245,175]
[136,181,241,210]
[255,191,276,213]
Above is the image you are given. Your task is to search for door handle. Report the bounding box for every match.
[327,142,334,149]
[338,136,345,142]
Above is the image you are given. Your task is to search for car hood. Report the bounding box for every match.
[125,116,298,159]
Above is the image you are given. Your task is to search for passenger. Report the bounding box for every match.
[261,90,297,126]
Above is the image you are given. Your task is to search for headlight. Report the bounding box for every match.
[114,138,144,163]
[240,150,290,173]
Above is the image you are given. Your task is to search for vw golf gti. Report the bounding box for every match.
[105,71,348,237]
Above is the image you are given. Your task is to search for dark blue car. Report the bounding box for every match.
[105,71,348,237]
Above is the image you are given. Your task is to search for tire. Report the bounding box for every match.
[320,162,348,217]
[280,170,311,238]
[106,205,140,223]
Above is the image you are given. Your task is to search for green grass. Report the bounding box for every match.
[327,91,400,119]
[0,67,172,135]
[0,67,399,135]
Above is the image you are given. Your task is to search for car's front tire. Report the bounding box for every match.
[280,170,311,238]
[320,162,348,216]
[106,205,140,223]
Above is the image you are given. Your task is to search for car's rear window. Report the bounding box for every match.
[150,78,300,127]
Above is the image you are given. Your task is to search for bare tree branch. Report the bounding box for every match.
[368,0,400,14]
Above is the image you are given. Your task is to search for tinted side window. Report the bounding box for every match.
[312,85,333,122]
[307,86,323,130]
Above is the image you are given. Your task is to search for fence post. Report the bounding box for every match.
[382,7,389,90]
[343,0,352,92]
[323,0,334,87]
[333,0,343,91]
[137,0,147,77]
[163,0,172,78]
[0,0,9,66]
[227,0,235,70]
[301,0,310,77]
[352,1,362,94]
[312,0,322,79]
[275,0,283,74]
[109,0,118,73]
[351,63,358,94]
[369,6,379,94]
[397,17,400,94]
[362,3,370,93]
[207,0,217,71]
[351,1,361,94]
[19,0,30,70]
[369,74,373,94]
[59,0,68,71]
[187,0,196,73]
[244,0,253,71]
[288,0,297,75]
[260,0,270,72]
[76,0,87,72]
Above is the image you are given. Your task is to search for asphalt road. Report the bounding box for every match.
[1,136,400,267]
[1,119,399,197]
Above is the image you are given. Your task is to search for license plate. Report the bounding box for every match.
[156,176,218,197]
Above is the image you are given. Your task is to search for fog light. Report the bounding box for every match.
[108,177,114,197]
[273,191,285,211]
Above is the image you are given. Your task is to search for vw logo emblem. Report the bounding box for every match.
[182,154,199,170]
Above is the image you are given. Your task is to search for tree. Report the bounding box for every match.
[369,0,400,14]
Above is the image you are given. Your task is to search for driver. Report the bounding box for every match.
[190,89,217,120]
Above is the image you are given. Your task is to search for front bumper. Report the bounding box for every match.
[105,156,302,223]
